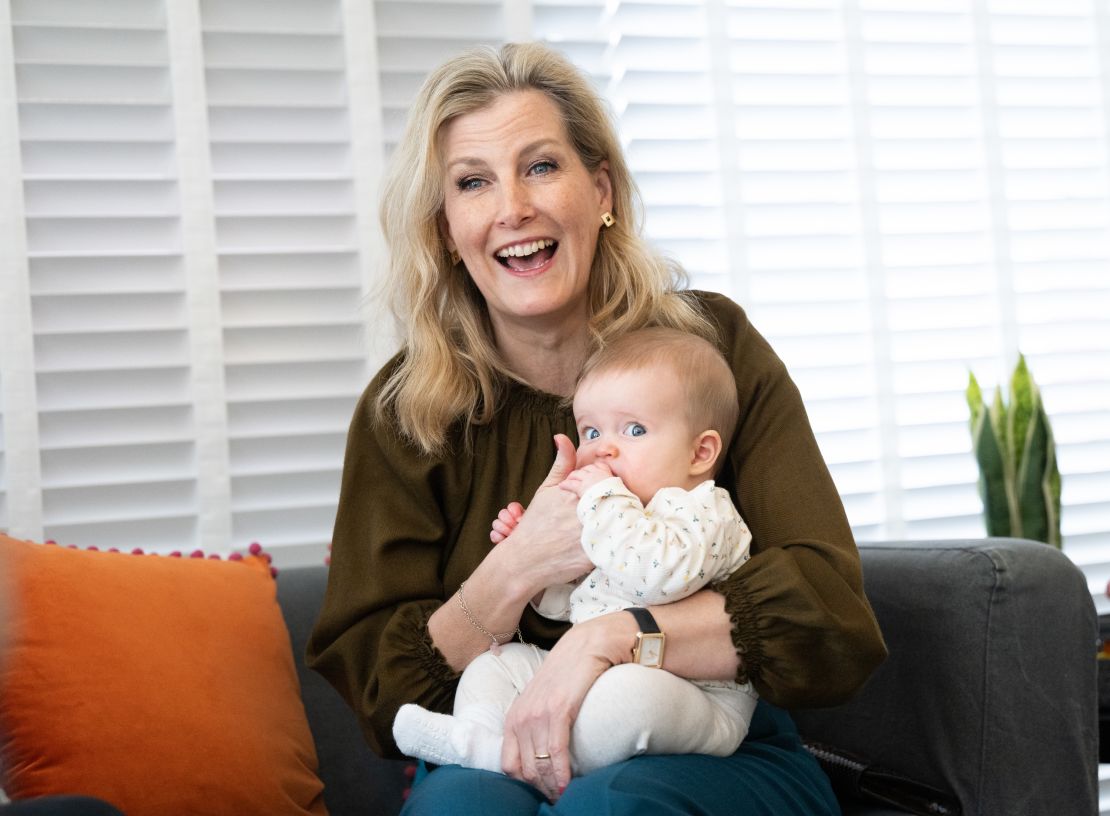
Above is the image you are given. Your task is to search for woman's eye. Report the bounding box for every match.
[626,423,647,437]
[457,177,484,191]
[584,428,600,440]
[530,160,557,176]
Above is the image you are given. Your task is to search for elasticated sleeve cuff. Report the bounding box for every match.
[711,577,763,687]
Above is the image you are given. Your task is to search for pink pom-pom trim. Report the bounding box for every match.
[36,538,275,580]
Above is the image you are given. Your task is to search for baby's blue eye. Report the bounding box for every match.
[627,423,646,437]
[584,427,600,440]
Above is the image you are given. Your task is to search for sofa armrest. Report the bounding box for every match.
[792,538,1098,816]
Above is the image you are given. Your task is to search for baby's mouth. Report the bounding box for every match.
[496,239,557,272]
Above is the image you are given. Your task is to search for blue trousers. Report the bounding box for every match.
[401,700,840,816]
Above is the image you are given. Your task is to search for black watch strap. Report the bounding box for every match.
[626,606,660,634]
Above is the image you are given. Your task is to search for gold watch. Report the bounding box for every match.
[627,607,665,668]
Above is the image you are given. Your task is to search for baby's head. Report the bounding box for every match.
[572,327,739,504]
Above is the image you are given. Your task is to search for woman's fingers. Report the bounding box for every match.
[540,724,572,798]
[502,716,557,799]
[490,435,587,592]
[506,711,567,801]
[502,622,618,801]
[539,434,578,488]
[533,753,564,802]
[500,727,521,778]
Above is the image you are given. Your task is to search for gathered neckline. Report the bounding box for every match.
[503,376,573,416]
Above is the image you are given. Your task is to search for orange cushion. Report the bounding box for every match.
[0,535,327,815]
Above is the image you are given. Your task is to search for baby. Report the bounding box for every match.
[393,327,757,776]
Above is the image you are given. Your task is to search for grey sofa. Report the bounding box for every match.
[280,538,1099,816]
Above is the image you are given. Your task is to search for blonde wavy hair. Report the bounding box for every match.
[377,42,715,455]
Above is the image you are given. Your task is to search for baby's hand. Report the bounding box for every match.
[490,501,525,544]
[559,462,614,498]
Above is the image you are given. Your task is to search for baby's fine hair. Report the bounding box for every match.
[577,326,740,449]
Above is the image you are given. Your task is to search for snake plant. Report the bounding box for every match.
[966,355,1062,547]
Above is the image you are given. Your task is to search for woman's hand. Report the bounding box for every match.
[499,434,593,596]
[500,613,635,801]
[429,435,589,671]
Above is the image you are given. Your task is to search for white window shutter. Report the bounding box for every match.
[201,0,372,565]
[710,1,888,537]
[375,1,507,154]
[615,3,733,293]
[2,0,1108,594]
[978,0,1110,606]
[13,1,201,552]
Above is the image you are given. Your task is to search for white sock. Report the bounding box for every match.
[393,704,504,773]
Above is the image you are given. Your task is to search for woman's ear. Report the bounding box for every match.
[595,160,613,214]
[689,430,722,477]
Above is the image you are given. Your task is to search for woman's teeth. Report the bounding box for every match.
[497,239,555,259]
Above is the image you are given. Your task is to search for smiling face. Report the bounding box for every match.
[439,90,613,337]
[573,364,721,505]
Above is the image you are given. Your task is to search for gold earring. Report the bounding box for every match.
[449,249,461,265]
[601,212,615,228]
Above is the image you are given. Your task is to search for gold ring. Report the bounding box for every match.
[534,753,551,760]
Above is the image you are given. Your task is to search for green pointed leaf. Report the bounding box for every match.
[990,386,1009,462]
[1009,355,1034,479]
[971,407,1011,537]
[1016,397,1048,543]
[1040,401,1063,548]
[967,372,983,429]
[989,386,1020,534]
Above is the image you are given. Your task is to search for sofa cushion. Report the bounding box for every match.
[0,535,328,816]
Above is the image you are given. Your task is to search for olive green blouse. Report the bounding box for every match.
[306,291,887,759]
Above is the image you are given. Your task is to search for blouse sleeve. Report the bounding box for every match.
[699,292,888,709]
[305,366,462,759]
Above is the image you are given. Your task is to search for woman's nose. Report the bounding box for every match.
[497,179,534,228]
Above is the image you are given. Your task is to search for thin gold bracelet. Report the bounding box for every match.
[458,580,523,654]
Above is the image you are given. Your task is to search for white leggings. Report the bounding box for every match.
[455,643,759,776]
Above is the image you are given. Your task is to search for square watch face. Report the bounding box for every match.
[638,633,664,667]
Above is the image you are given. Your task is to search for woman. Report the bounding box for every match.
[307,42,886,814]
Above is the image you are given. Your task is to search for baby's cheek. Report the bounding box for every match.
[576,448,595,467]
